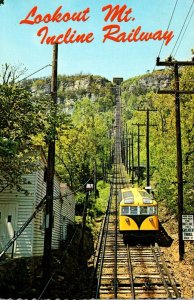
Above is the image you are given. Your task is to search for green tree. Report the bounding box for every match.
[0,63,27,84]
[0,83,48,191]
[121,68,194,214]
[56,98,113,189]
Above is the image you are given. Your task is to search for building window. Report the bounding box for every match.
[8,215,12,223]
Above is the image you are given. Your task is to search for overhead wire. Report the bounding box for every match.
[173,5,194,57]
[17,64,52,83]
[157,0,179,59]
[37,217,80,300]
[153,0,179,73]
[153,0,194,96]
[37,172,98,299]
[0,173,94,258]
[170,0,194,57]
[54,174,94,201]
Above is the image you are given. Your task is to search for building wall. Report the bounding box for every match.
[32,168,46,256]
[32,169,71,252]
[0,166,75,258]
[51,175,63,250]
[0,173,36,257]
[61,184,75,240]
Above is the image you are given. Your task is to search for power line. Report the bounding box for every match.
[37,219,80,300]
[158,0,179,59]
[17,64,52,83]
[171,0,194,57]
[54,174,94,201]
[156,57,194,261]
[173,6,194,57]
[38,174,98,299]
[153,0,179,72]
[0,172,95,259]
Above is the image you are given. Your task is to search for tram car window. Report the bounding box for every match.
[139,206,157,215]
[140,206,148,215]
[119,187,159,235]
[121,207,130,215]
[130,207,138,215]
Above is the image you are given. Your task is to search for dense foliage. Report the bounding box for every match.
[0,70,114,204]
[0,83,49,192]
[122,66,194,214]
[56,97,113,188]
[26,74,114,189]
[2,63,193,217]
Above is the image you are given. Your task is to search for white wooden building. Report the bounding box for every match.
[0,155,75,257]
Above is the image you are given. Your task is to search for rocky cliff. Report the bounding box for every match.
[122,70,172,95]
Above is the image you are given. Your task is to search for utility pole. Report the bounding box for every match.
[137,124,140,184]
[131,131,134,184]
[138,109,157,192]
[94,160,97,199]
[42,44,58,281]
[79,183,93,254]
[126,136,129,173]
[127,136,131,175]
[125,123,129,172]
[132,123,145,185]
[156,56,194,261]
[146,109,150,190]
[121,130,125,166]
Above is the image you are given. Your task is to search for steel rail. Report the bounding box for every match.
[92,81,181,299]
[126,244,181,299]
[93,82,132,298]
[127,245,135,298]
[94,184,114,298]
[151,244,173,298]
[113,84,122,298]
[154,243,181,298]
[114,147,118,299]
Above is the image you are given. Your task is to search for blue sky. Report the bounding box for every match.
[0,0,194,81]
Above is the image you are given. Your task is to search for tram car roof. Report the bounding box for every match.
[119,187,157,206]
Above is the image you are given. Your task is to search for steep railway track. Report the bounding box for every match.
[94,224,181,299]
[127,244,180,299]
[92,81,181,299]
[93,168,181,299]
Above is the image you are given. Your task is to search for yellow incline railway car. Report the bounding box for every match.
[119,187,159,235]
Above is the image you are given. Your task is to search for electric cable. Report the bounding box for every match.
[171,0,194,57]
[37,222,80,300]
[0,174,94,259]
[38,175,98,299]
[153,0,179,72]
[17,64,52,83]
[173,6,194,57]
[158,0,179,59]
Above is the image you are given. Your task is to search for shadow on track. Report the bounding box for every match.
[122,222,173,247]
